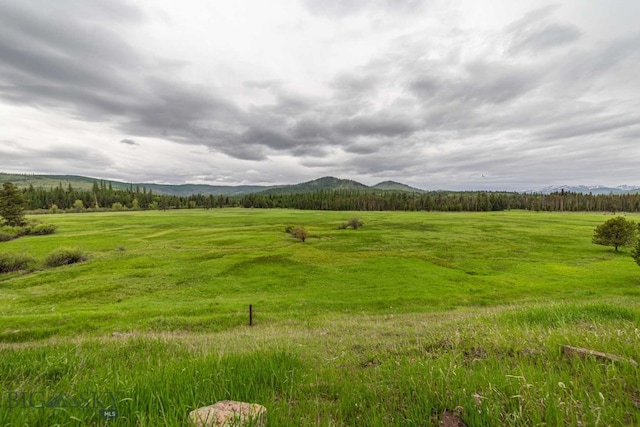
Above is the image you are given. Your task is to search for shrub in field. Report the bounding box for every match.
[72,199,85,212]
[632,225,640,266]
[339,217,364,230]
[1,225,24,236]
[0,252,34,273]
[44,248,87,267]
[0,231,17,242]
[0,225,24,241]
[23,222,57,236]
[285,225,309,242]
[348,217,364,229]
[0,222,57,241]
[293,227,308,242]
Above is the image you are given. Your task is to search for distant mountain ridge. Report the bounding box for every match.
[0,173,266,196]
[530,185,640,195]
[0,173,426,197]
[5,173,638,196]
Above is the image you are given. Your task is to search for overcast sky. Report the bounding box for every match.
[1,0,639,191]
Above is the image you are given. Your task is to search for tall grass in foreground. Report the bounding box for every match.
[1,301,638,426]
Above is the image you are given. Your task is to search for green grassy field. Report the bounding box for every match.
[1,209,639,426]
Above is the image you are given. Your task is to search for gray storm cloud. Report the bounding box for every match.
[0,0,639,189]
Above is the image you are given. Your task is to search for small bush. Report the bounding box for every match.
[44,248,87,267]
[23,223,57,236]
[286,225,310,243]
[339,218,364,230]
[0,232,17,242]
[348,217,364,229]
[0,253,34,273]
[1,225,24,236]
[293,228,308,242]
[0,222,57,239]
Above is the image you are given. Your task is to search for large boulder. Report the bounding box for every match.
[189,400,267,427]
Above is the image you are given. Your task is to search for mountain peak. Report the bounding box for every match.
[305,176,366,186]
[371,180,425,192]
[259,176,370,194]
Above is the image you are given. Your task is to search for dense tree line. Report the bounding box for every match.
[238,189,640,212]
[21,181,232,212]
[16,181,640,213]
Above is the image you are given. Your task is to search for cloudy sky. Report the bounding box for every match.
[1,0,639,191]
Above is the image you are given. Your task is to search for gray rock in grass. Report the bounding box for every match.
[189,400,267,427]
[441,411,467,427]
[561,345,638,366]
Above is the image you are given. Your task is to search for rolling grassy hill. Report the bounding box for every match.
[0,210,638,425]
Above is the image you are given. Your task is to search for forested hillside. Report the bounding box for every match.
[14,181,640,212]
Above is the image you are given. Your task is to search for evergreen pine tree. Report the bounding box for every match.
[0,182,26,226]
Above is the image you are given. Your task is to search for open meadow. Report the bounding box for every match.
[1,209,639,426]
